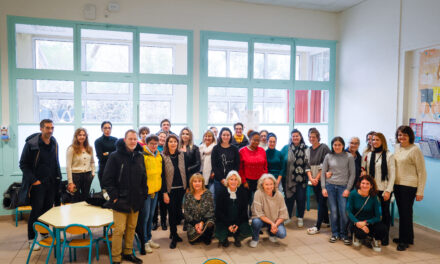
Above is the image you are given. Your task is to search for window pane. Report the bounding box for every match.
[18,125,74,167]
[82,82,133,123]
[294,90,329,123]
[140,33,187,74]
[81,29,132,72]
[139,84,187,124]
[16,24,73,70]
[208,87,247,124]
[296,46,330,81]
[208,40,247,78]
[253,88,289,124]
[17,79,74,123]
[254,43,290,80]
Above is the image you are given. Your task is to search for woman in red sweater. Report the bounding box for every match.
[239,130,268,208]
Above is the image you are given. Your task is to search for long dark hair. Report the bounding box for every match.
[330,136,345,153]
[290,129,305,145]
[218,127,233,144]
[71,128,92,155]
[163,134,179,156]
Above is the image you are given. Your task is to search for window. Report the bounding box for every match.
[208,40,248,78]
[10,17,192,168]
[296,46,330,81]
[208,87,247,124]
[140,33,187,74]
[254,43,290,80]
[294,90,329,124]
[16,24,74,70]
[81,29,133,73]
[253,88,289,124]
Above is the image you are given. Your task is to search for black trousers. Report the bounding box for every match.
[167,188,185,237]
[28,183,56,240]
[72,172,93,202]
[378,191,391,242]
[352,222,387,241]
[394,184,417,244]
[98,164,105,189]
[313,182,329,229]
[154,190,168,225]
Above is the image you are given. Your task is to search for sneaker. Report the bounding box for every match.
[28,240,40,251]
[249,240,258,248]
[148,240,160,249]
[329,236,338,243]
[144,242,153,253]
[297,218,304,228]
[307,227,320,235]
[269,236,278,243]
[284,218,292,225]
[343,237,351,245]
[372,239,381,252]
[352,236,361,247]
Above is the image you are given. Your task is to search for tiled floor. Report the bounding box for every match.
[1,209,440,264]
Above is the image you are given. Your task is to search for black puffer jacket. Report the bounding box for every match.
[102,139,147,213]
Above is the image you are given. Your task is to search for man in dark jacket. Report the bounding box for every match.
[231,122,249,150]
[19,119,62,250]
[103,130,147,264]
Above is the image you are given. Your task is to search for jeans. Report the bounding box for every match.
[142,193,158,242]
[313,181,329,229]
[285,184,306,218]
[213,180,226,205]
[326,183,348,238]
[251,218,286,241]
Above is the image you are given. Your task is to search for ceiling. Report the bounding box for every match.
[226,0,365,12]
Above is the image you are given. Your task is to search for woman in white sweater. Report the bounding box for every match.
[66,128,95,202]
[361,132,395,245]
[199,130,216,190]
[392,126,426,251]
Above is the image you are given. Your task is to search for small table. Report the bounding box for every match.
[38,202,113,264]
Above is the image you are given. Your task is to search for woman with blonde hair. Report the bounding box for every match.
[361,132,395,245]
[250,174,288,248]
[215,170,252,247]
[179,127,201,180]
[199,129,217,188]
[183,173,215,245]
[66,128,95,202]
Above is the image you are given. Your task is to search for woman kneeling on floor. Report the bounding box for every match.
[250,174,289,248]
[215,170,252,247]
[183,173,215,245]
[347,175,387,252]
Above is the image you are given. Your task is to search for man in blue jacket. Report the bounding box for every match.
[19,119,62,251]
[103,129,147,264]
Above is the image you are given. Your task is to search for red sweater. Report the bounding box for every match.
[239,146,268,184]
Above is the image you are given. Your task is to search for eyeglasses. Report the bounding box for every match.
[102,127,112,130]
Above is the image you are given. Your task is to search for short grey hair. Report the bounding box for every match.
[225,170,241,187]
[257,173,277,192]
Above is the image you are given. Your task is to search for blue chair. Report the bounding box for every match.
[61,224,93,264]
[203,258,228,264]
[95,222,137,262]
[26,222,62,264]
[257,262,275,264]
[15,205,32,227]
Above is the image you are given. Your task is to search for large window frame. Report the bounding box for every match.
[7,16,193,175]
[200,31,336,146]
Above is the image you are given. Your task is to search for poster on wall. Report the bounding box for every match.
[418,48,440,122]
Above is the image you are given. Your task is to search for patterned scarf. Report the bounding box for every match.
[285,142,308,198]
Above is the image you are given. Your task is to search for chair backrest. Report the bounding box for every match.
[105,222,114,239]
[33,222,53,238]
[64,224,93,244]
[256,262,275,264]
[203,258,228,264]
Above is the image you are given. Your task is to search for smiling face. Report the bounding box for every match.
[204,133,214,145]
[397,131,410,146]
[333,140,344,154]
[268,136,276,149]
[360,179,372,194]
[349,138,360,152]
[372,135,382,149]
[77,130,86,145]
[250,134,260,149]
[168,137,178,153]
[309,133,318,146]
[221,130,231,145]
[227,175,239,191]
[140,131,148,142]
[192,177,203,192]
[181,129,190,144]
[124,131,138,151]
[147,139,158,153]
[161,121,170,132]
[101,123,112,137]
[262,178,275,194]
[40,122,54,140]
[260,132,268,143]
[158,133,166,146]
[234,124,243,137]
[292,132,302,146]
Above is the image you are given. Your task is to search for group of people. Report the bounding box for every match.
[18,118,427,264]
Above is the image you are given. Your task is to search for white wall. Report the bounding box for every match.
[0,0,338,136]
[336,0,401,144]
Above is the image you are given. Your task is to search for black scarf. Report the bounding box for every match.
[369,146,388,182]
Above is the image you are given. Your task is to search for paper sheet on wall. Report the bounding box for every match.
[418,49,440,122]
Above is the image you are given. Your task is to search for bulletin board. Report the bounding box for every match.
[418,48,440,122]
